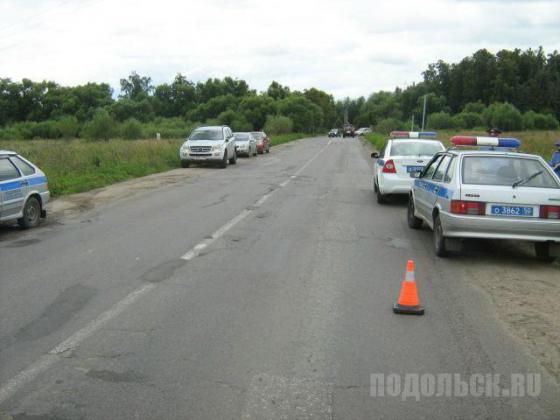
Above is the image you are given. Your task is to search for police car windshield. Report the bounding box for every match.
[390,141,443,157]
[190,129,223,141]
[462,156,559,188]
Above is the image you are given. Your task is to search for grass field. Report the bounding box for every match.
[0,133,308,197]
[365,130,560,161]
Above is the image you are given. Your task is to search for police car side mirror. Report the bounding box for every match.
[371,152,379,159]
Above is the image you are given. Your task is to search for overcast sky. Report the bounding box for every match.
[0,0,559,98]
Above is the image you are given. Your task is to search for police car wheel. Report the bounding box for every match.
[18,196,41,229]
[376,187,387,204]
[433,215,448,257]
[407,199,423,229]
[534,242,555,263]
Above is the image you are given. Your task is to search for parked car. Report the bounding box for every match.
[234,132,258,157]
[408,136,560,261]
[342,124,355,138]
[180,126,237,168]
[328,128,340,138]
[371,131,445,203]
[0,150,49,229]
[355,127,372,136]
[251,131,270,154]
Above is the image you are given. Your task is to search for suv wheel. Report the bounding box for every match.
[407,199,423,229]
[535,242,555,263]
[229,150,237,165]
[18,196,41,229]
[220,151,228,168]
[433,215,448,257]
[181,160,190,168]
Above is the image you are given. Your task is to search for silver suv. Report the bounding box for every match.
[0,150,50,229]
[180,126,237,168]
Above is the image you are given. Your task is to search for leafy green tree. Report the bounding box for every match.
[277,95,323,132]
[266,81,290,100]
[119,72,153,100]
[239,95,277,129]
[55,115,80,138]
[374,118,404,134]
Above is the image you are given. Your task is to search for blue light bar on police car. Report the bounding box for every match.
[390,131,437,139]
[451,136,521,149]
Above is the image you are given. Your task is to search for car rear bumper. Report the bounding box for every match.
[440,211,560,242]
[378,175,414,194]
[256,144,265,152]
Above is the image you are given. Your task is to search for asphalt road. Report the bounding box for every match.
[1,136,559,419]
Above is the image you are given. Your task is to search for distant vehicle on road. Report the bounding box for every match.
[0,151,49,229]
[371,131,445,203]
[251,131,270,154]
[234,132,258,157]
[355,127,372,136]
[343,124,355,138]
[328,128,340,137]
[180,125,237,168]
[408,136,560,261]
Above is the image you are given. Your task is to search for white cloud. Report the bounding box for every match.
[0,0,558,98]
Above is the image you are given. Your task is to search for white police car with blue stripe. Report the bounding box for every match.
[0,150,50,229]
[408,136,560,261]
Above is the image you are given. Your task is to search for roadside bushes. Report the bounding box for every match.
[81,109,117,141]
[120,118,144,139]
[522,111,559,130]
[427,112,454,129]
[264,115,294,134]
[374,118,404,134]
[482,103,523,131]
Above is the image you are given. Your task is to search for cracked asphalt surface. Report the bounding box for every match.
[1,136,559,419]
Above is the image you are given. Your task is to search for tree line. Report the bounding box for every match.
[0,47,558,140]
[342,47,560,132]
[0,75,334,140]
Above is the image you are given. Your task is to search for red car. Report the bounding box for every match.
[251,131,270,154]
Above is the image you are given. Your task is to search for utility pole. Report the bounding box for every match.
[411,114,415,131]
[421,95,427,131]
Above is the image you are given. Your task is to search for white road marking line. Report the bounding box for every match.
[0,283,155,404]
[0,139,332,405]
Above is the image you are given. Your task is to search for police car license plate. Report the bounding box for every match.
[406,165,424,173]
[490,205,534,217]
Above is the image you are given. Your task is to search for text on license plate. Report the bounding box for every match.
[490,205,534,217]
[406,165,424,173]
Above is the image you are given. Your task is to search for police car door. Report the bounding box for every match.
[0,157,25,219]
[415,154,443,219]
[430,154,454,210]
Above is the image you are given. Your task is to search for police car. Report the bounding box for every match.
[408,136,560,261]
[371,131,446,203]
[0,151,49,229]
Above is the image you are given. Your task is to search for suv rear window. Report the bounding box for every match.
[462,156,559,188]
[390,141,444,157]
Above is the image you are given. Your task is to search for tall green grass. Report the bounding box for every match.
[0,132,309,197]
[0,139,182,196]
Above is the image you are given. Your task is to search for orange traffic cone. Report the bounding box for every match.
[393,260,424,315]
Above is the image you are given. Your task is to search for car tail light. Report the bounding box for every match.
[382,159,396,173]
[540,205,560,219]
[451,200,486,215]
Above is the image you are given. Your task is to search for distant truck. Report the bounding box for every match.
[343,124,355,138]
